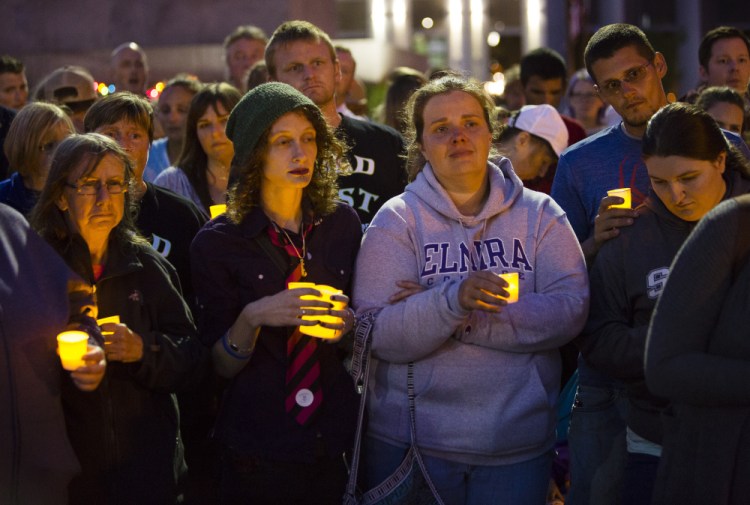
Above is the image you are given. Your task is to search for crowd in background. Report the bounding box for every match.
[1,16,750,505]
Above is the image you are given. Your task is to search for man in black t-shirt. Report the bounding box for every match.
[265,20,407,227]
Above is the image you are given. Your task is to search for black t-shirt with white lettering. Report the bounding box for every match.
[136,183,207,310]
[336,115,407,227]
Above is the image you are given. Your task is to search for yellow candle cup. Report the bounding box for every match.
[57,330,89,371]
[607,188,631,209]
[288,282,317,301]
[209,204,227,219]
[97,315,120,325]
[97,315,120,336]
[290,283,345,340]
[499,272,519,304]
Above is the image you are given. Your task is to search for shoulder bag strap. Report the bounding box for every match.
[344,311,378,502]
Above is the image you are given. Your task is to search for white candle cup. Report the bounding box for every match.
[607,188,632,209]
[57,330,89,371]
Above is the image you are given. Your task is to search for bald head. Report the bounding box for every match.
[110,42,148,95]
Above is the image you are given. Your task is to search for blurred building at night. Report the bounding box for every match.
[1,0,748,99]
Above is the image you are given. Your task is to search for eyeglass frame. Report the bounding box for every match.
[594,61,654,97]
[64,179,127,196]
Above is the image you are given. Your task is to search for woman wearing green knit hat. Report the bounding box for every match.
[190,81,362,503]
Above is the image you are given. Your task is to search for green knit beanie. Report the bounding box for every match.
[226,82,318,167]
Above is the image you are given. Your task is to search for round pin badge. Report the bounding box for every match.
[295,388,314,407]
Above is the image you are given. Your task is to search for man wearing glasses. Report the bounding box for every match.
[554,24,748,505]
[551,24,665,505]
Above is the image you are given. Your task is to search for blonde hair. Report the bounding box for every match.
[4,102,74,178]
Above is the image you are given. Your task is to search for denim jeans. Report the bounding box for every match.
[363,436,553,505]
[565,384,628,505]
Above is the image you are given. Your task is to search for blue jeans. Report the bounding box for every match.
[566,385,628,505]
[363,436,553,505]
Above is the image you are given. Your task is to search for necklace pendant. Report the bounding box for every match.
[300,259,307,278]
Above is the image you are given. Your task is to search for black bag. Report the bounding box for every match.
[343,312,444,505]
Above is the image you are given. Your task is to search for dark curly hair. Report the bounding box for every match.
[226,105,348,223]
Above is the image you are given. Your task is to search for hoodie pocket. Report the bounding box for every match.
[413,357,555,457]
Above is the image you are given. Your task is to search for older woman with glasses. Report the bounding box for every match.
[30,133,205,505]
[0,102,74,215]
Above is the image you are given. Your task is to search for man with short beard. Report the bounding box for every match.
[265,20,406,228]
[551,24,668,505]
[552,24,748,505]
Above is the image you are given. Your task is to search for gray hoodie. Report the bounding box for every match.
[353,158,589,466]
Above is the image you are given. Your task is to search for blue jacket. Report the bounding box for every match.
[0,172,39,216]
[0,204,96,505]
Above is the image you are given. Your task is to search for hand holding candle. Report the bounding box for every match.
[459,271,519,312]
[97,315,120,336]
[288,282,350,340]
[607,188,631,209]
[499,272,519,303]
[97,317,144,363]
[69,345,106,392]
[57,330,89,370]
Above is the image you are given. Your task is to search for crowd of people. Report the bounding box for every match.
[1,16,750,505]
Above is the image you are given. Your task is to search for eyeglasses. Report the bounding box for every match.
[596,62,653,97]
[65,180,127,196]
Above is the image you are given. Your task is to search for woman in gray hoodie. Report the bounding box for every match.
[352,75,589,504]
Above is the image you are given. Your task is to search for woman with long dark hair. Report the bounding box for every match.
[154,82,241,215]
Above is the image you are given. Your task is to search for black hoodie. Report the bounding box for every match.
[578,167,750,444]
